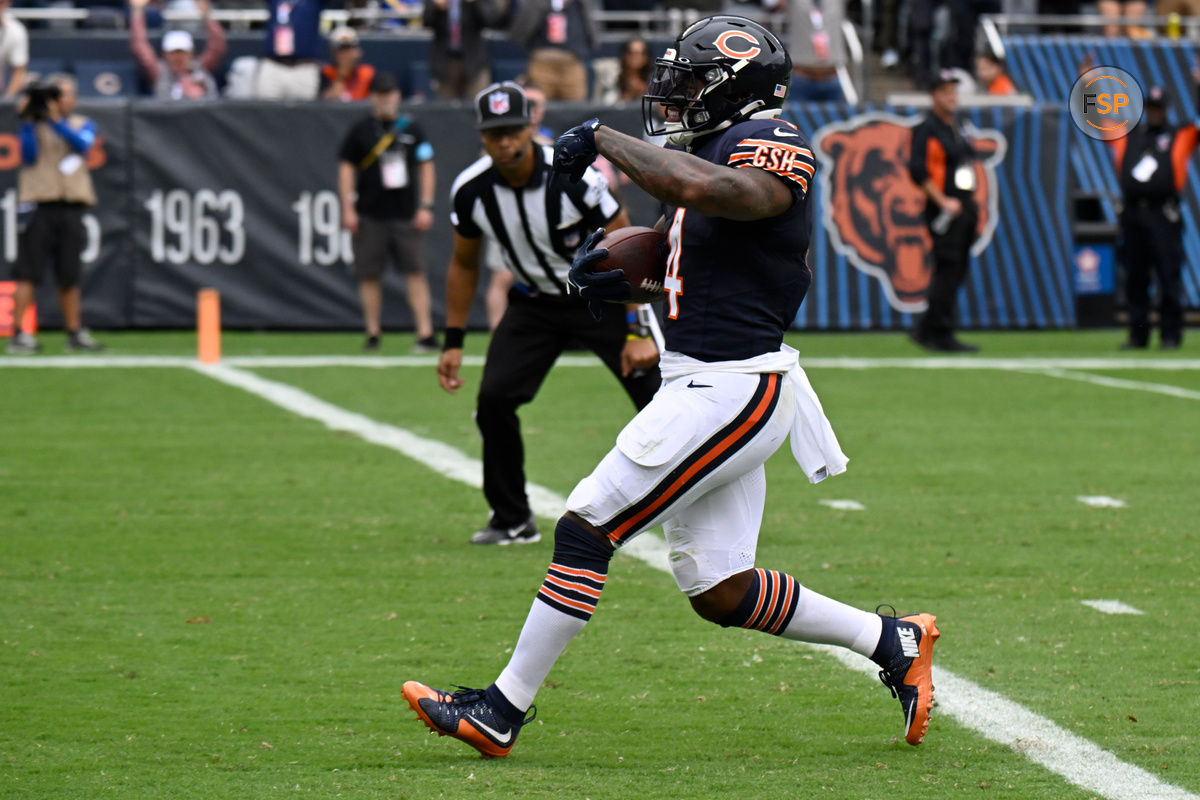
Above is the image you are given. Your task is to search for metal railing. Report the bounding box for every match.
[11,5,422,30]
[10,5,714,35]
[984,11,1200,36]
[839,19,864,106]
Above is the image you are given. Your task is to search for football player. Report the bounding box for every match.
[402,15,939,758]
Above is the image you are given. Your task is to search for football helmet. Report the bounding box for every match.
[643,15,792,147]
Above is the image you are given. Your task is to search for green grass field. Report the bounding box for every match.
[2,330,1197,800]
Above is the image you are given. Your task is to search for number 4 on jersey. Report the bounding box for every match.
[664,208,685,319]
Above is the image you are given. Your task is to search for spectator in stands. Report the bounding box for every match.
[592,37,651,105]
[337,72,439,352]
[524,84,554,144]
[320,26,375,101]
[509,0,597,101]
[255,0,328,100]
[1037,0,1083,33]
[423,0,504,100]
[0,0,29,98]
[907,0,937,87]
[974,51,1016,96]
[1157,0,1200,32]
[789,0,843,102]
[6,75,104,355]
[876,0,902,69]
[948,0,1001,72]
[129,0,226,100]
[1098,0,1149,37]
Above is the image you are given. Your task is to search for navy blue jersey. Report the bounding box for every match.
[660,118,815,362]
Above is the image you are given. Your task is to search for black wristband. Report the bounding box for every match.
[443,327,465,350]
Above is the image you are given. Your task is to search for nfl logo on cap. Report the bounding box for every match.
[475,81,531,130]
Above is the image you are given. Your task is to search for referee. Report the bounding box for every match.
[437,81,661,546]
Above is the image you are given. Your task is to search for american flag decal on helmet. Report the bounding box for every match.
[774,84,787,98]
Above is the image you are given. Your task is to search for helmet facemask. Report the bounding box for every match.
[643,56,767,146]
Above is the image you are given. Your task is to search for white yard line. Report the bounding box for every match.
[1027,368,1200,401]
[1082,600,1145,615]
[191,361,1196,800]
[3,354,1200,371]
[1077,495,1128,508]
[818,499,867,511]
[812,644,1192,800]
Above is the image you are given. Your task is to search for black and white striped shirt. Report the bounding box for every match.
[449,144,622,296]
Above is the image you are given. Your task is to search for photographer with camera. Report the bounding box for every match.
[5,74,103,354]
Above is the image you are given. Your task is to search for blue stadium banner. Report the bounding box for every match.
[789,103,1076,330]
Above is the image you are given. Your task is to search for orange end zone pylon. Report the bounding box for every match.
[0,280,37,337]
[197,288,221,364]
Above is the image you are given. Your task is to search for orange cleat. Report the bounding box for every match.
[876,612,940,745]
[401,681,534,759]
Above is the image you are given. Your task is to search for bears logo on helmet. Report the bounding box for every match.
[643,15,791,147]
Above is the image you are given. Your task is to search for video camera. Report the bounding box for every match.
[20,82,62,122]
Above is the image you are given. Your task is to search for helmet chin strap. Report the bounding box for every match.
[665,99,776,148]
[747,105,782,120]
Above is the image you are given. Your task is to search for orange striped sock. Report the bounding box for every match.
[536,561,607,621]
[722,568,800,635]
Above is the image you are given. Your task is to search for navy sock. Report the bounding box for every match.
[485,683,526,727]
[870,614,898,667]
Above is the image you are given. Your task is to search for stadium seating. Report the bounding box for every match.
[74,59,141,97]
[26,56,67,82]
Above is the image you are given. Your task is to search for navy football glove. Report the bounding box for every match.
[553,118,602,183]
[567,227,630,319]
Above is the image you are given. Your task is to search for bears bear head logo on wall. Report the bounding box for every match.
[812,113,1006,312]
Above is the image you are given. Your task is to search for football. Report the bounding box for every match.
[591,226,668,304]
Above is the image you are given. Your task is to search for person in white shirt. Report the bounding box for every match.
[0,0,29,98]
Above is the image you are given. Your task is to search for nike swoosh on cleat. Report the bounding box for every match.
[773,127,800,138]
[467,714,513,745]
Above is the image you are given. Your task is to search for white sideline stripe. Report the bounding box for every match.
[1082,600,1145,615]
[190,363,667,567]
[1029,368,1200,401]
[812,644,1193,800]
[192,362,558,516]
[192,362,1197,800]
[818,499,866,511]
[4,354,1200,371]
[1077,495,1128,509]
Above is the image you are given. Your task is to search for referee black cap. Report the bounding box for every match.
[475,82,532,131]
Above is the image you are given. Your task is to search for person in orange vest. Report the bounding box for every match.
[320,27,375,102]
[907,70,982,352]
[975,51,1017,96]
[1110,84,1198,350]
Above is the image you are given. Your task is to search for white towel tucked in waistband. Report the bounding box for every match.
[658,346,849,484]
